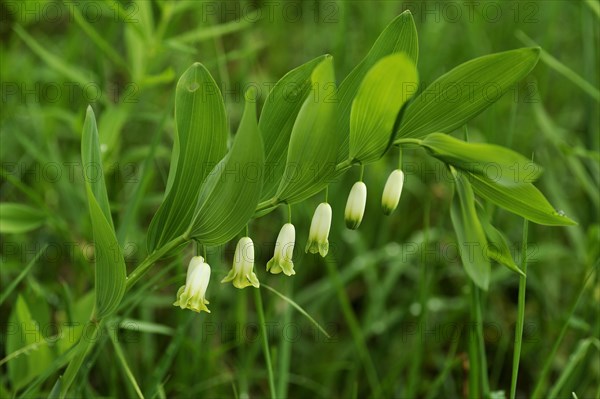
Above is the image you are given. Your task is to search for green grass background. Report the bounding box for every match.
[1,1,598,398]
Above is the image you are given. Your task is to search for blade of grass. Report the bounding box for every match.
[425,337,461,399]
[13,25,102,102]
[324,255,380,396]
[510,219,529,399]
[59,320,101,398]
[67,4,130,71]
[109,328,144,399]
[253,287,276,399]
[104,0,144,37]
[515,30,599,101]
[118,319,174,336]
[548,338,600,398]
[262,283,330,339]
[165,11,258,45]
[0,340,49,367]
[531,264,598,397]
[145,314,194,398]
[275,280,293,399]
[406,197,432,398]
[0,244,47,305]
[472,282,490,397]
[19,344,78,396]
[236,288,249,397]
[468,298,481,397]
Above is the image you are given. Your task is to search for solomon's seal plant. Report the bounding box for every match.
[53,10,576,397]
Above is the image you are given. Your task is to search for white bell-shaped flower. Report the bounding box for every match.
[381,169,405,215]
[305,202,332,257]
[221,237,260,289]
[173,256,211,313]
[345,181,367,229]
[267,223,296,276]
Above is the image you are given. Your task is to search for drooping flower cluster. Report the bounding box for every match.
[174,169,405,313]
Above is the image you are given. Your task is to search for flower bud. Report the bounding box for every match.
[305,202,332,257]
[381,169,405,215]
[173,256,211,313]
[345,181,367,229]
[267,223,296,276]
[222,237,259,289]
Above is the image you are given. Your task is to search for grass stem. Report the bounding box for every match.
[530,264,597,397]
[324,255,380,396]
[254,287,277,399]
[473,283,490,397]
[510,219,529,399]
[276,280,293,399]
[59,319,102,398]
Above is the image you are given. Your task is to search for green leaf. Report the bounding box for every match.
[97,104,131,169]
[421,133,542,184]
[259,55,327,201]
[336,10,418,163]
[468,172,577,226]
[165,10,258,44]
[6,296,53,391]
[396,47,540,140]
[56,293,95,355]
[349,53,419,164]
[0,203,46,234]
[13,24,97,94]
[475,204,524,276]
[449,167,490,290]
[188,90,264,246]
[82,107,126,318]
[275,56,339,204]
[82,106,113,228]
[147,63,228,251]
[0,244,47,306]
[516,30,600,101]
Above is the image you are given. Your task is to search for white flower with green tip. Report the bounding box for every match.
[305,202,332,257]
[381,169,404,215]
[345,181,367,229]
[267,223,296,276]
[221,237,259,289]
[173,256,211,313]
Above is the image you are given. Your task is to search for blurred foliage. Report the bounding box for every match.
[0,1,598,398]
